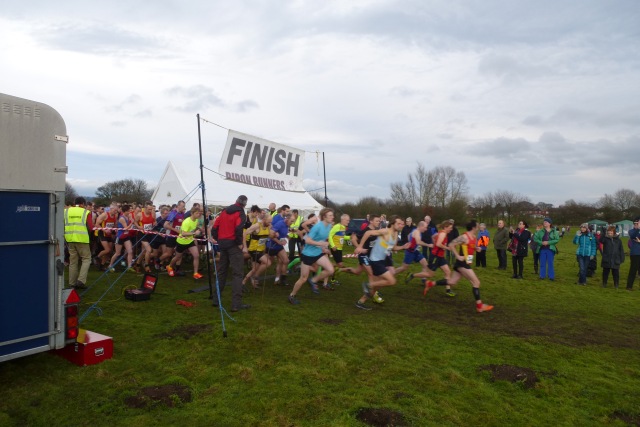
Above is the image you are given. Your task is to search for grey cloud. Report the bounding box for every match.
[523,107,640,129]
[110,121,126,127]
[468,137,531,157]
[236,100,259,112]
[166,85,259,113]
[134,109,152,118]
[389,86,422,97]
[33,23,166,56]
[106,94,142,113]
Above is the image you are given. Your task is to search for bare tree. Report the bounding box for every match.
[65,181,79,205]
[94,178,153,206]
[598,188,639,220]
[494,190,530,226]
[389,163,468,209]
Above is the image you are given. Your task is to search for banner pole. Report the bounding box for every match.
[197,114,214,299]
[323,152,328,207]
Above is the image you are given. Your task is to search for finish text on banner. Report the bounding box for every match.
[219,130,306,192]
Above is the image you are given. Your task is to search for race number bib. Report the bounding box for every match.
[466,255,474,264]
[339,238,344,245]
[258,238,267,246]
[144,223,153,231]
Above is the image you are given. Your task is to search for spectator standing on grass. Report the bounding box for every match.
[573,223,597,286]
[64,197,94,290]
[509,221,531,280]
[493,220,509,270]
[533,218,560,281]
[211,195,250,312]
[625,217,640,291]
[601,225,625,289]
[475,223,490,268]
[530,224,542,275]
[400,217,416,245]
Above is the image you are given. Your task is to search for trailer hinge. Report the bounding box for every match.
[54,166,68,173]
[54,135,68,143]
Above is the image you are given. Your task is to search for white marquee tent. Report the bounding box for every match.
[151,161,324,214]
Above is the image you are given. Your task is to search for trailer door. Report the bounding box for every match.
[0,191,54,360]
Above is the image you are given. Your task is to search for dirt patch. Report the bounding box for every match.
[154,323,212,339]
[355,407,407,426]
[611,410,640,426]
[124,384,192,409]
[319,318,343,325]
[479,364,545,389]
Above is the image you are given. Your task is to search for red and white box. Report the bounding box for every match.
[55,329,113,366]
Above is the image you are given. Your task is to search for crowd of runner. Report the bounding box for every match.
[75,199,494,313]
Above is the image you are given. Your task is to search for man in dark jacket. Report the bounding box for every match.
[626,217,640,291]
[493,220,510,270]
[211,195,250,311]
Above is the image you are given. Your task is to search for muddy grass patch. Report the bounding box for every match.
[479,364,556,389]
[319,318,343,325]
[125,384,192,409]
[611,410,640,426]
[355,407,407,426]
[154,323,212,339]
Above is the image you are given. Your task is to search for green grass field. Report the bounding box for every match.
[1,232,639,426]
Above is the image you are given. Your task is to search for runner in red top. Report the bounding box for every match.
[423,220,494,313]
[94,202,119,269]
[136,201,156,272]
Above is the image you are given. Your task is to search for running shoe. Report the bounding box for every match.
[167,266,175,277]
[127,266,136,273]
[355,300,372,311]
[107,267,116,273]
[175,270,185,277]
[445,289,456,297]
[288,295,300,305]
[476,303,494,313]
[308,278,320,294]
[372,291,385,304]
[405,273,414,285]
[193,272,203,280]
[323,283,335,291]
[330,279,340,286]
[422,279,435,296]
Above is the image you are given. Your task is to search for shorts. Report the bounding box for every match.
[403,250,424,265]
[301,253,324,266]
[358,254,370,266]
[165,236,178,248]
[370,260,388,276]
[141,233,156,244]
[429,256,447,271]
[331,248,343,263]
[176,241,195,253]
[98,231,113,243]
[385,255,393,267]
[150,236,165,249]
[267,247,284,257]
[115,235,132,245]
[454,260,472,271]
[249,250,264,262]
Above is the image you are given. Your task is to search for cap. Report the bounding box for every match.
[543,217,552,224]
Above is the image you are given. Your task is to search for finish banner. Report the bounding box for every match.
[219,129,306,192]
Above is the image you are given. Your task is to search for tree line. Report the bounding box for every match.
[319,163,640,227]
[67,165,639,227]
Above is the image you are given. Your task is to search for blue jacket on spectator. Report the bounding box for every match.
[573,232,596,257]
[628,228,640,256]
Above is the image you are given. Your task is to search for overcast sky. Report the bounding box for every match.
[2,1,638,207]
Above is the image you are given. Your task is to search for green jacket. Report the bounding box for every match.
[493,227,510,250]
[533,228,560,254]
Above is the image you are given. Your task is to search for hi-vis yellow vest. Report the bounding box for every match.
[64,206,90,243]
[289,215,302,238]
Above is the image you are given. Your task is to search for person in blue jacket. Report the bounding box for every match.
[573,223,597,286]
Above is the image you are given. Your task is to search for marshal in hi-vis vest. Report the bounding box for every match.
[64,206,90,243]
